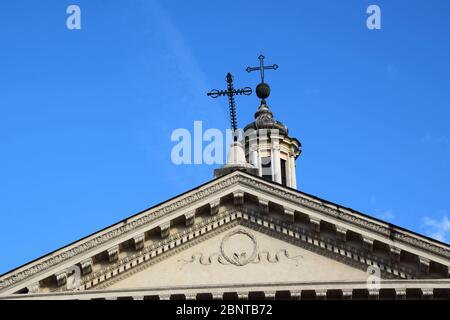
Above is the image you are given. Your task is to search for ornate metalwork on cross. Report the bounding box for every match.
[207,73,252,140]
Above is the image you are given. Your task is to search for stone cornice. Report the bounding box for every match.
[0,175,240,292]
[1,171,448,293]
[83,206,421,291]
[235,174,450,258]
[95,214,240,290]
[84,209,238,287]
[2,279,450,300]
[77,210,400,291]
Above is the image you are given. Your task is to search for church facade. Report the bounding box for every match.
[1,66,449,300]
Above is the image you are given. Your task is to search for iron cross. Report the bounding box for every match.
[246,54,278,83]
[207,73,252,136]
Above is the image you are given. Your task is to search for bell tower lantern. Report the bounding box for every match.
[243,55,301,188]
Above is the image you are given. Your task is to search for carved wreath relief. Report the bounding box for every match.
[221,229,258,266]
[178,229,302,269]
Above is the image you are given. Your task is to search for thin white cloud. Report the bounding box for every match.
[420,133,450,151]
[375,209,395,222]
[144,1,209,95]
[422,214,450,243]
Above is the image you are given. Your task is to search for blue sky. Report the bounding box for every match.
[1,0,449,274]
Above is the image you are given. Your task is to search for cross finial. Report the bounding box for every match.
[207,73,252,140]
[246,54,278,83]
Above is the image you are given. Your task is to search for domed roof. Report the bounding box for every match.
[244,100,288,135]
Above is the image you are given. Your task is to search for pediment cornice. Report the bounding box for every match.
[92,210,399,291]
[0,174,240,291]
[236,174,450,258]
[1,171,449,294]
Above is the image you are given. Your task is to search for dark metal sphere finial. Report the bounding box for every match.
[256,82,270,99]
[246,54,278,101]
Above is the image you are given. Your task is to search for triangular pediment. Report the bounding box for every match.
[105,225,368,290]
[1,170,449,299]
